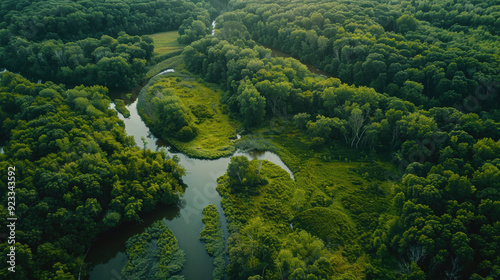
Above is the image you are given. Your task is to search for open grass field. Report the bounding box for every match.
[149,31,184,55]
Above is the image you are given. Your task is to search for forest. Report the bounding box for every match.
[0,0,499,279]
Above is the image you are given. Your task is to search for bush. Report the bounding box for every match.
[200,204,226,280]
[122,221,185,279]
[177,125,197,141]
[293,207,357,246]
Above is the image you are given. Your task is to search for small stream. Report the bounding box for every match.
[86,70,293,280]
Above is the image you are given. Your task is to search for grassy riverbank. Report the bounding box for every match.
[217,159,368,278]
[200,204,226,280]
[137,56,238,159]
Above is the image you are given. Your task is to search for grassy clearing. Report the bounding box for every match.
[226,120,399,265]
[138,57,238,159]
[163,77,238,158]
[254,126,400,262]
[149,31,184,55]
[217,159,366,277]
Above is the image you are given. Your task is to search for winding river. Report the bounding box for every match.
[86,70,293,280]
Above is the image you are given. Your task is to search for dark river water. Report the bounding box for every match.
[86,70,293,280]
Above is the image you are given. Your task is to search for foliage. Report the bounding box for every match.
[1,32,153,88]
[217,160,365,279]
[137,66,237,159]
[0,72,184,279]
[114,99,131,118]
[200,204,226,280]
[226,0,499,111]
[122,221,185,280]
[0,0,211,42]
[293,207,358,247]
[227,156,267,194]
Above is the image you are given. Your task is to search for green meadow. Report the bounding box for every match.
[149,31,184,55]
[138,56,238,159]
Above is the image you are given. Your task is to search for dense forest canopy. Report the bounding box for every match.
[0,0,213,41]
[182,26,500,278]
[0,72,185,279]
[0,0,214,88]
[221,0,500,113]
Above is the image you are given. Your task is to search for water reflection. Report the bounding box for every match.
[88,70,294,280]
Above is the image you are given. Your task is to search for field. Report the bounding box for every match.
[160,76,238,158]
[149,31,184,55]
[137,57,239,159]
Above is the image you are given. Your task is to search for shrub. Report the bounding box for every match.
[177,125,197,141]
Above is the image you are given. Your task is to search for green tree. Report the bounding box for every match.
[237,82,266,127]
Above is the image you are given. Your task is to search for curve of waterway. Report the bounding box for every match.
[86,70,293,280]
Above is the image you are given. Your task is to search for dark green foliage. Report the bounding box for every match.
[122,221,185,280]
[0,72,184,279]
[1,0,500,279]
[293,207,357,246]
[114,99,131,118]
[183,1,500,276]
[225,0,499,111]
[155,95,192,135]
[0,0,212,88]
[227,156,267,194]
[0,0,210,42]
[293,112,311,130]
[200,204,226,280]
[1,33,152,88]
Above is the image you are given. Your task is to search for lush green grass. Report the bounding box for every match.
[293,207,357,246]
[217,159,366,277]
[200,204,226,280]
[122,221,185,279]
[138,56,239,159]
[264,127,398,229]
[149,31,184,55]
[114,99,130,118]
[145,55,186,79]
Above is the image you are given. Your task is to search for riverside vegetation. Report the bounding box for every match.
[200,204,226,280]
[0,0,499,279]
[122,220,185,279]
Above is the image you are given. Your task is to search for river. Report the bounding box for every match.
[86,70,293,280]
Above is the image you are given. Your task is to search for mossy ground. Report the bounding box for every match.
[220,120,399,276]
[262,125,398,234]
[140,54,398,275]
[149,31,184,55]
[138,56,239,159]
[217,159,367,277]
